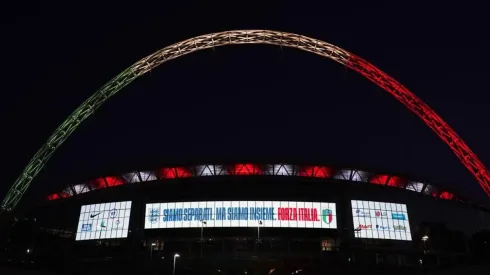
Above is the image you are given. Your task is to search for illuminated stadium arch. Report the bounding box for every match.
[2,30,490,212]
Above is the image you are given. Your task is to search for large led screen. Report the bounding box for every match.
[76,201,132,241]
[351,200,412,241]
[145,201,337,229]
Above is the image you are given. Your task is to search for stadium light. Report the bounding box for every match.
[422,235,429,253]
[173,253,180,275]
[256,220,263,255]
[150,243,157,261]
[257,221,263,242]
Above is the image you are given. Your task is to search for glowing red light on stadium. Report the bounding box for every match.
[232,164,262,175]
[160,167,193,179]
[386,176,406,188]
[92,178,108,189]
[370,175,389,185]
[105,176,124,187]
[59,192,71,198]
[370,175,406,187]
[299,166,332,178]
[47,193,59,200]
[439,191,454,200]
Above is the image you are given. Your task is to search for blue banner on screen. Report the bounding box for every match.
[144,201,337,229]
[391,213,406,220]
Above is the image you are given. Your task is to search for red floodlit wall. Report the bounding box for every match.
[299,166,333,178]
[370,175,389,185]
[370,175,406,188]
[47,193,59,200]
[91,176,124,188]
[439,191,454,200]
[386,176,406,188]
[59,192,71,198]
[105,176,124,187]
[91,178,108,189]
[232,164,262,175]
[160,167,193,179]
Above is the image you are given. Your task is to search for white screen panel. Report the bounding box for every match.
[76,201,132,241]
[351,200,411,241]
[145,201,337,229]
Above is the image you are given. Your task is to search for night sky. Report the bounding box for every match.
[1,1,490,205]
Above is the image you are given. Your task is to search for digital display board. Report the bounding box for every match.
[75,201,132,241]
[145,201,337,229]
[351,200,412,241]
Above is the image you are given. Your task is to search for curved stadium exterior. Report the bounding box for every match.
[4,163,490,274]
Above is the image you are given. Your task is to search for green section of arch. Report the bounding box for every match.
[3,66,138,211]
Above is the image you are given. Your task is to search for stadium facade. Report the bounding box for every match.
[3,163,490,274]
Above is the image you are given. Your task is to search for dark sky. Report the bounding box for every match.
[1,1,490,205]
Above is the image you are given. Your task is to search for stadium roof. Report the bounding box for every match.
[46,163,482,208]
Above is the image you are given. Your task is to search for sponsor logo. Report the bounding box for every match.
[357,224,372,230]
[393,225,406,231]
[392,213,406,220]
[100,221,107,229]
[114,219,121,228]
[322,209,333,224]
[355,209,371,217]
[375,210,387,217]
[109,209,118,219]
[90,212,101,218]
[148,208,159,224]
[376,224,390,230]
[81,224,92,232]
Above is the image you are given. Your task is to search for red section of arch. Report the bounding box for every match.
[346,54,490,197]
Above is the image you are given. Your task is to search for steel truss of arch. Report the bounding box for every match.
[2,30,490,212]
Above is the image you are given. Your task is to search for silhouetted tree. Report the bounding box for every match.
[414,222,467,253]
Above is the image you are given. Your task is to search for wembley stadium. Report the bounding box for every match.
[2,30,490,274]
[2,163,490,274]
